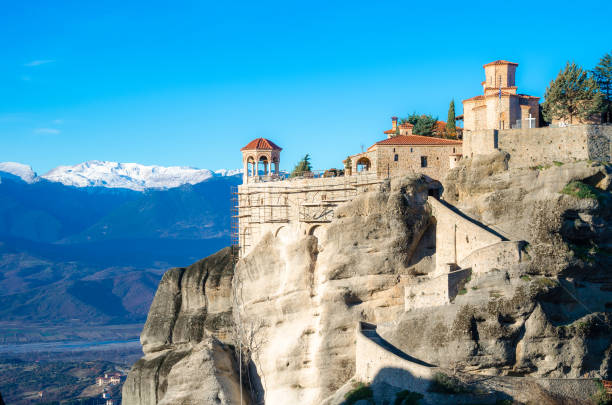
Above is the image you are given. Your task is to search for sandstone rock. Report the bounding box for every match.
[122,247,248,404]
[126,160,612,404]
[232,175,433,404]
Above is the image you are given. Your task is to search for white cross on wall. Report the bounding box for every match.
[526,113,535,129]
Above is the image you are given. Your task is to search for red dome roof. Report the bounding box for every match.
[241,138,282,151]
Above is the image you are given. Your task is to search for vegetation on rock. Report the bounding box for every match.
[427,372,471,394]
[394,390,423,405]
[343,382,373,404]
[561,180,599,199]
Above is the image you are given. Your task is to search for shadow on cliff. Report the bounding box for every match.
[346,366,515,405]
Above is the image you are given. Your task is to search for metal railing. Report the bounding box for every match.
[247,169,377,183]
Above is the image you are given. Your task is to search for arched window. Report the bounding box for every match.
[356,157,371,172]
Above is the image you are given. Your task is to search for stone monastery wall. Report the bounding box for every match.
[236,173,382,257]
[355,322,435,393]
[428,197,502,274]
[374,144,460,180]
[463,125,612,167]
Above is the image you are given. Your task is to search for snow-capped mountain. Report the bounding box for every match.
[0,160,242,191]
[0,162,37,183]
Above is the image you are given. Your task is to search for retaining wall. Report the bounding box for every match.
[355,322,435,393]
[458,241,523,274]
[404,268,472,311]
[428,197,502,274]
[463,125,612,168]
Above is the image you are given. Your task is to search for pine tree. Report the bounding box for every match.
[446,100,456,138]
[542,62,604,124]
[593,51,612,123]
[290,154,312,177]
[413,114,438,136]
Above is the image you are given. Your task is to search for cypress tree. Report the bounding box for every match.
[542,62,604,124]
[290,154,312,177]
[446,100,456,138]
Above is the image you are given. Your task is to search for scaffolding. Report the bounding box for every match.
[233,172,382,259]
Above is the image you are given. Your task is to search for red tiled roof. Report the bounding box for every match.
[371,135,462,148]
[463,95,484,102]
[518,94,540,99]
[241,137,282,151]
[383,129,396,134]
[483,60,518,67]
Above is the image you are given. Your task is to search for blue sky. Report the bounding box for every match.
[1,0,610,174]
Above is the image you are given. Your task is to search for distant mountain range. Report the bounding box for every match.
[0,160,242,191]
[0,161,241,332]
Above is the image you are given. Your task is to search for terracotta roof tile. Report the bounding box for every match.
[483,60,518,67]
[383,129,396,134]
[241,137,282,151]
[463,95,485,102]
[518,94,540,99]
[371,135,462,148]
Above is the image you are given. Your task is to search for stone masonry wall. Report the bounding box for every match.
[404,268,472,311]
[237,173,382,257]
[355,323,434,393]
[428,197,502,274]
[374,144,461,181]
[458,241,523,274]
[463,125,612,166]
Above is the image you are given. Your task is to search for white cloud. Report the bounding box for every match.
[24,60,55,67]
[34,128,60,135]
[52,119,64,125]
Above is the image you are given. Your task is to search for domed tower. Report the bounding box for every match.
[240,137,282,184]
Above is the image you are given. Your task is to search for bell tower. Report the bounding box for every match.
[240,138,282,184]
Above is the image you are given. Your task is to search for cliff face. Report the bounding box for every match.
[124,158,612,404]
[122,248,249,405]
[381,153,611,377]
[232,176,433,404]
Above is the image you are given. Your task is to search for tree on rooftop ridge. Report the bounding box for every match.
[290,154,312,177]
[542,61,604,124]
[446,100,457,138]
[400,113,438,136]
[413,114,438,137]
[593,51,612,123]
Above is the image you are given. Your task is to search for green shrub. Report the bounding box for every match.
[428,372,471,394]
[394,390,424,405]
[520,275,531,281]
[592,379,612,405]
[561,181,598,199]
[553,161,564,166]
[458,288,467,295]
[344,382,373,404]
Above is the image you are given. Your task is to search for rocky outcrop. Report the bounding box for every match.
[377,155,612,379]
[232,176,434,404]
[122,247,249,405]
[125,159,612,404]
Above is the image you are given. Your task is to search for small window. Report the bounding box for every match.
[420,156,428,168]
[394,154,398,162]
[393,148,395,152]
[410,148,414,152]
[452,147,455,153]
